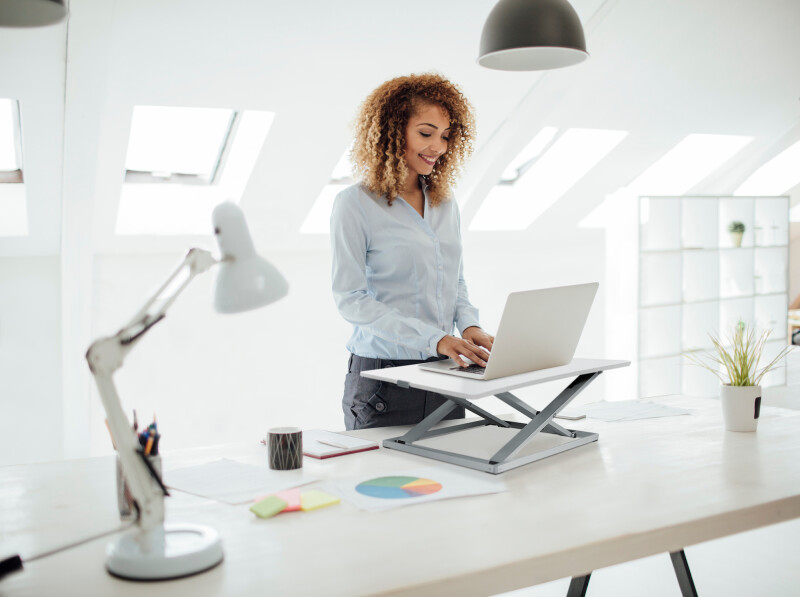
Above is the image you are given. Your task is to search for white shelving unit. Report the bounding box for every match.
[638,196,790,398]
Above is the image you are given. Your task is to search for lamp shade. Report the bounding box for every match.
[478,0,588,71]
[0,0,67,27]
[211,202,288,314]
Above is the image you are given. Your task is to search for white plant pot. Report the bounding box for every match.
[720,385,761,432]
[729,231,743,247]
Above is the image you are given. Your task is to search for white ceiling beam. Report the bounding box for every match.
[61,0,118,458]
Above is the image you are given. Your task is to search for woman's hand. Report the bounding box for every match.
[462,326,494,353]
[437,327,493,368]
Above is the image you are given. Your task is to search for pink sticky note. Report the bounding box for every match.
[274,488,302,512]
[254,487,302,513]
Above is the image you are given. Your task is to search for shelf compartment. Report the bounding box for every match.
[719,249,755,298]
[719,297,755,338]
[754,247,788,295]
[682,250,719,302]
[754,197,789,247]
[641,252,681,306]
[639,356,683,397]
[640,197,681,251]
[755,294,788,340]
[681,197,718,249]
[718,197,754,249]
[639,305,682,359]
[682,301,720,351]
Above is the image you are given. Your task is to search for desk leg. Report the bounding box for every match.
[567,573,591,597]
[670,550,699,597]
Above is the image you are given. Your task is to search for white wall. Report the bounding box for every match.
[81,230,613,458]
[0,257,62,465]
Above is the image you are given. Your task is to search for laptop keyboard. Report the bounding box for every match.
[450,364,486,374]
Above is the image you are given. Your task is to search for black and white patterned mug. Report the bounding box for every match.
[267,427,303,470]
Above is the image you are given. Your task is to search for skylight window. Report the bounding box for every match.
[300,183,349,234]
[0,185,27,236]
[124,106,235,184]
[0,98,22,183]
[734,139,800,197]
[300,148,353,234]
[499,127,558,182]
[628,134,752,196]
[470,128,627,231]
[330,146,354,182]
[116,109,274,235]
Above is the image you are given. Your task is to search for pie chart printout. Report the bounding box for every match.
[355,476,443,499]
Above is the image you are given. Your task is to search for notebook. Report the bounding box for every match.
[302,429,379,459]
[419,282,599,381]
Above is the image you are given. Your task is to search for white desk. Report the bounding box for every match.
[2,396,800,596]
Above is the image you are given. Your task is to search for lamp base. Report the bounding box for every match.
[106,523,223,581]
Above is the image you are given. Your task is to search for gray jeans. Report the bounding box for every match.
[342,354,466,430]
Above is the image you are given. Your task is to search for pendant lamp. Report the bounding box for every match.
[478,0,588,71]
[0,0,67,27]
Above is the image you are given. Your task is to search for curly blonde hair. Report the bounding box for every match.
[351,73,475,207]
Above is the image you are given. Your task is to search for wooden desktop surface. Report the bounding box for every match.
[1,396,799,596]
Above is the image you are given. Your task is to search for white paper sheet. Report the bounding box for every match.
[166,458,318,505]
[579,400,692,422]
[332,466,507,512]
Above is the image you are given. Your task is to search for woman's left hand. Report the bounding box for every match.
[462,326,494,353]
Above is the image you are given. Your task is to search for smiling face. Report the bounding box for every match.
[403,102,451,180]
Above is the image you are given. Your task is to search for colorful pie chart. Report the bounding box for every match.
[355,476,443,499]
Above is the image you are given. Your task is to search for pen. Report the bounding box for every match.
[316,439,349,450]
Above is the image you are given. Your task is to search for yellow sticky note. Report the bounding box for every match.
[300,490,340,511]
[250,495,288,519]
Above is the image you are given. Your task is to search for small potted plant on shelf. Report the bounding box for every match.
[728,221,745,247]
[684,323,793,432]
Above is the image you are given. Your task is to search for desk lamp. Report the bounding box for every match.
[86,202,288,580]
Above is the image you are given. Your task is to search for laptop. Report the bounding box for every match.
[419,282,599,380]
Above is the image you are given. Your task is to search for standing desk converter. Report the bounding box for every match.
[363,358,630,474]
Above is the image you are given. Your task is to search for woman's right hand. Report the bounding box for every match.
[436,335,491,368]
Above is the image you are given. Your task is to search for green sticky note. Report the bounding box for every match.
[300,490,340,511]
[250,495,288,519]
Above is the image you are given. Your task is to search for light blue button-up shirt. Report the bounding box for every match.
[330,183,481,360]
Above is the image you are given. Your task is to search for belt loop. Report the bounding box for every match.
[375,358,382,369]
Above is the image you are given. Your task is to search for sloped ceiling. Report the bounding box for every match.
[1,0,798,257]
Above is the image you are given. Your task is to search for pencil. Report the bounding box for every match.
[104,419,117,450]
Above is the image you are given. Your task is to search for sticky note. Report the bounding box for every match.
[274,488,302,512]
[250,495,288,519]
[300,490,340,511]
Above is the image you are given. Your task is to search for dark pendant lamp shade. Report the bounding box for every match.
[0,0,68,27]
[478,0,589,71]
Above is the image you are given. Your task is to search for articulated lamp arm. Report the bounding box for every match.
[85,248,218,531]
[82,202,285,580]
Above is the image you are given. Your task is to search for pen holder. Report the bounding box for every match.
[116,453,162,520]
[267,427,303,470]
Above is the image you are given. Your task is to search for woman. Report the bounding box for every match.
[330,73,494,430]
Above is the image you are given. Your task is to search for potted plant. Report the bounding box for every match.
[728,221,745,247]
[684,324,793,432]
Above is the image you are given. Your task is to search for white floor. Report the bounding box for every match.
[495,351,800,597]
